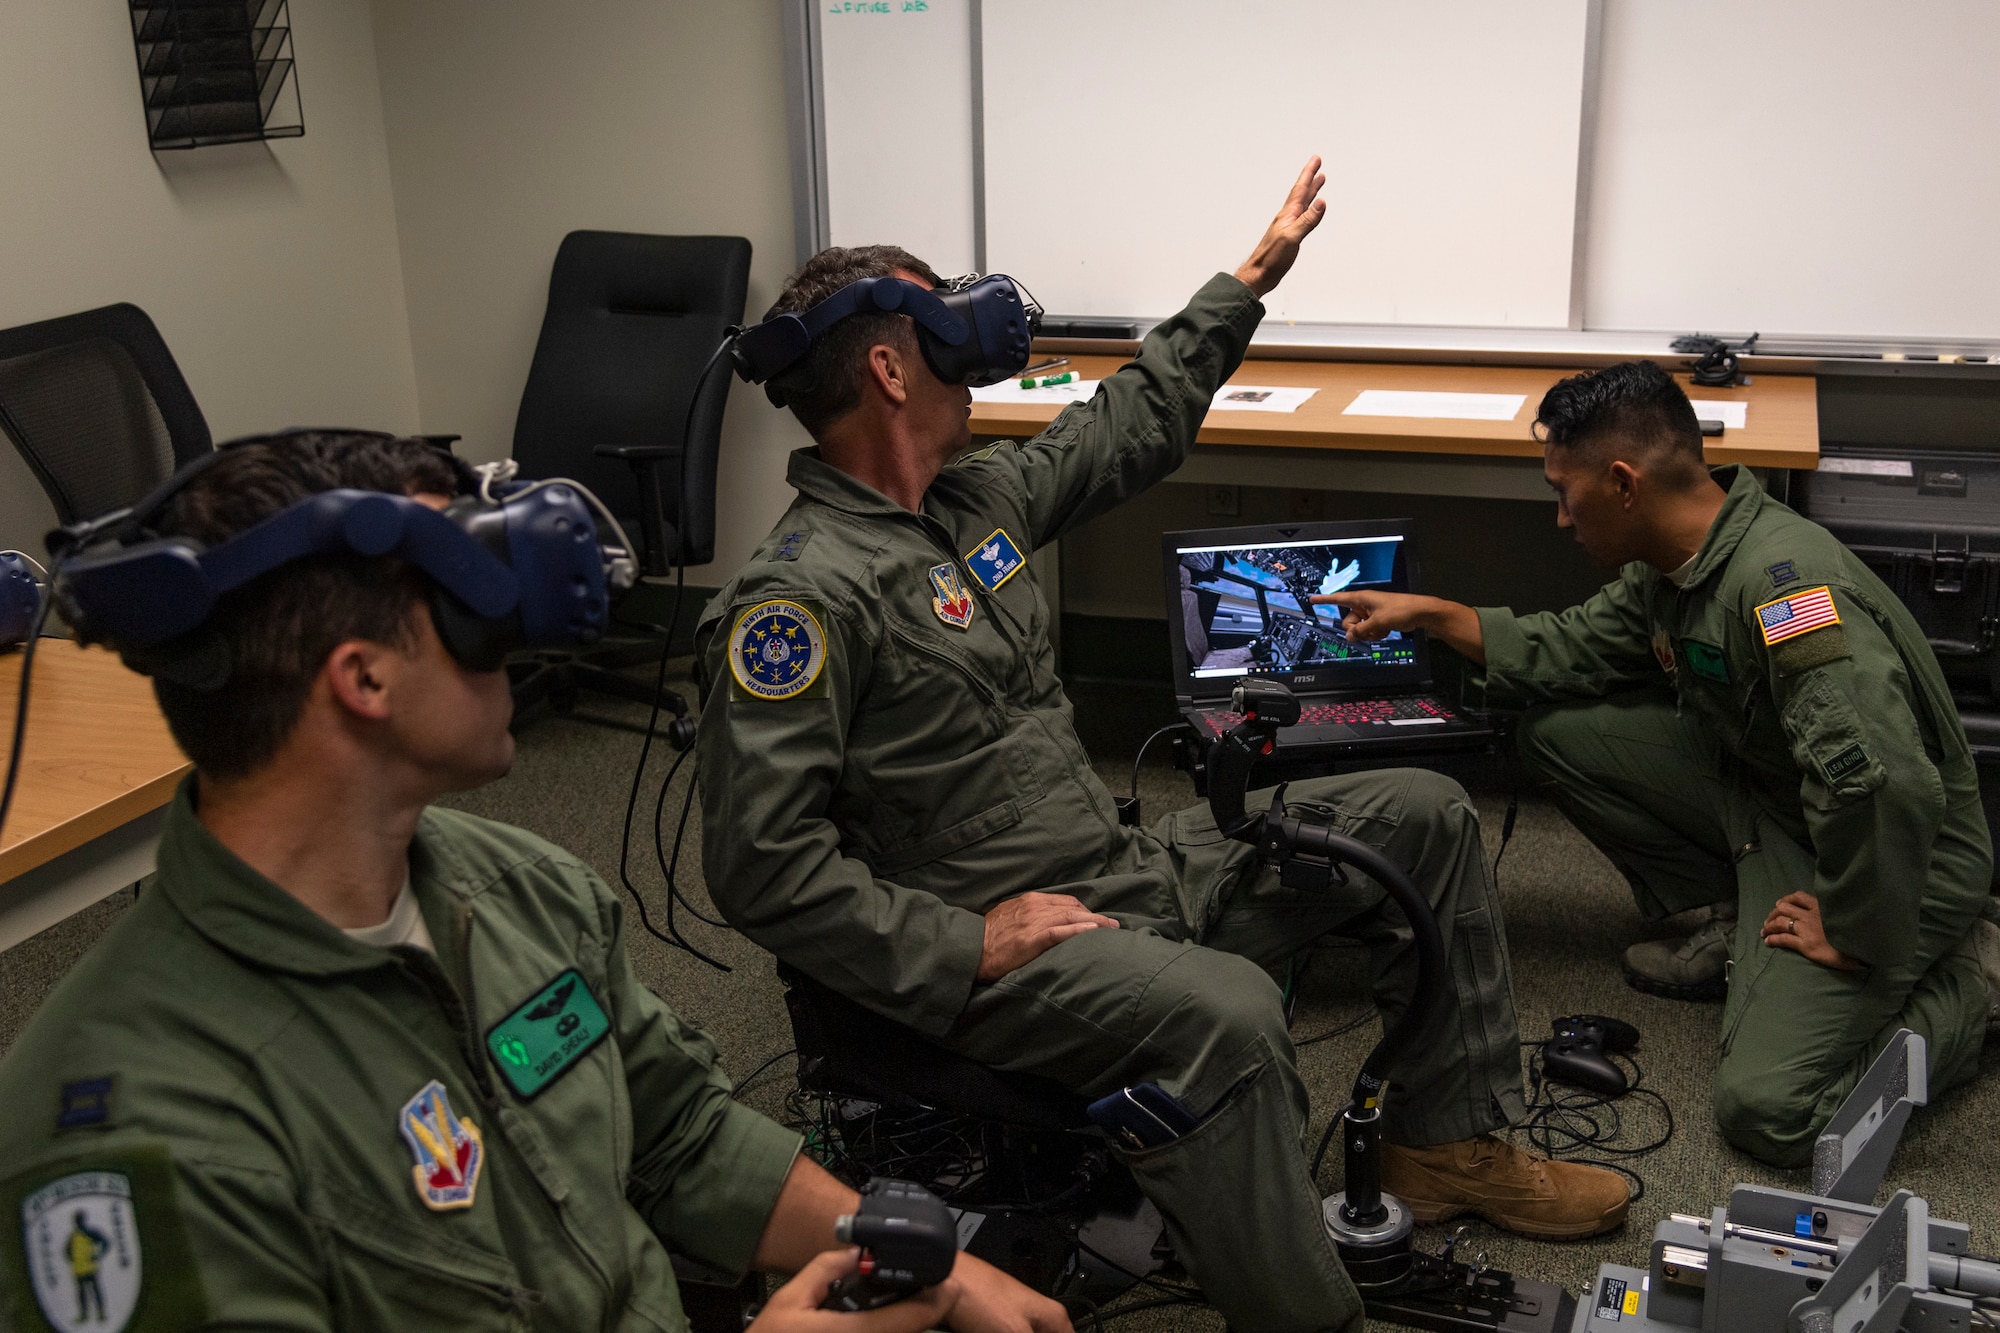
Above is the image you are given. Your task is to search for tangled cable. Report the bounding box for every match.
[1515,1041,1674,1200]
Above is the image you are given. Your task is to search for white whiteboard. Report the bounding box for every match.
[802,0,2000,345]
[1584,0,2000,340]
[981,0,1595,329]
[818,0,977,276]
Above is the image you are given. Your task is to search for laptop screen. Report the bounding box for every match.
[1161,520,1431,700]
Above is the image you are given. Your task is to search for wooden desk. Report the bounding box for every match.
[0,639,190,949]
[970,356,1819,471]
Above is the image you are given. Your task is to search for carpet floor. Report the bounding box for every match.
[4,671,1995,1333]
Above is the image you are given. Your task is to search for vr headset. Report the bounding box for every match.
[731,272,1042,407]
[49,433,637,687]
[0,552,43,648]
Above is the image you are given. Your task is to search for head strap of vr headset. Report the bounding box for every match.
[729,277,969,388]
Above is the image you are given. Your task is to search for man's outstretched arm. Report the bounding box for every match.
[1313,590,1486,663]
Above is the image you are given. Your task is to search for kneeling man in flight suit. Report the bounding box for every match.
[0,431,1064,1333]
[694,161,1627,1333]
[1321,360,2000,1166]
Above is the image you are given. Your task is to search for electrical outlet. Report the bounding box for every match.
[1206,485,1241,517]
[1287,490,1324,521]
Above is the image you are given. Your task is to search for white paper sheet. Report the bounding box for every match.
[1687,399,1749,430]
[1342,390,1526,421]
[968,378,1100,404]
[1816,457,1913,477]
[1209,385,1319,413]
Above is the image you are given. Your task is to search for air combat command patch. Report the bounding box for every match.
[728,599,829,700]
[964,528,1026,593]
[399,1080,484,1212]
[929,563,974,630]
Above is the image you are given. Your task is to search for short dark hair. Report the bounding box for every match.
[1534,360,1706,485]
[151,431,460,781]
[765,244,942,435]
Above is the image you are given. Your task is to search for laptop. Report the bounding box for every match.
[1161,519,1491,757]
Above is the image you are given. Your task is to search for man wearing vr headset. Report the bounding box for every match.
[0,432,1065,1333]
[694,161,1627,1333]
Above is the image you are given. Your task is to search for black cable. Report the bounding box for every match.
[0,576,58,846]
[1072,1238,1204,1306]
[1292,1007,1375,1049]
[1515,1043,1673,1200]
[1309,1103,1348,1184]
[1129,722,1188,800]
[661,768,727,928]
[1491,787,1520,888]
[614,337,736,970]
[731,1047,796,1100]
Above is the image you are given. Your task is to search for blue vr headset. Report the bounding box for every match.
[0,552,43,648]
[731,272,1042,406]
[49,435,637,687]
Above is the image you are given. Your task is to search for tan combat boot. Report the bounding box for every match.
[1623,901,1736,1001]
[1379,1135,1629,1239]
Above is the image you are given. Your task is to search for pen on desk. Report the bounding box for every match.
[1017,356,1069,377]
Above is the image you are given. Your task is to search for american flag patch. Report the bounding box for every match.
[1755,585,1840,646]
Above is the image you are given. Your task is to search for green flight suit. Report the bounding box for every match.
[1474,465,1992,1165]
[0,782,802,1332]
[694,274,1526,1333]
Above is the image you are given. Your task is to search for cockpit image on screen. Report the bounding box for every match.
[1175,535,1417,679]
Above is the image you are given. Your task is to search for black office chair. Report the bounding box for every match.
[0,303,212,524]
[505,231,752,724]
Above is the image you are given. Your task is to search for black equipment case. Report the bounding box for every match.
[1794,447,2000,880]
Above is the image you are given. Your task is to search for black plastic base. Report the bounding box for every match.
[1360,1253,1578,1332]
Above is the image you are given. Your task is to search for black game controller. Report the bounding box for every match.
[1540,1014,1640,1097]
[821,1178,958,1312]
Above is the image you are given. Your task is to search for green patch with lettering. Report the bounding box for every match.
[484,970,610,1100]
[1682,639,1730,684]
[1825,743,1870,783]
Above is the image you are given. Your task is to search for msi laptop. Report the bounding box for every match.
[1162,519,1491,757]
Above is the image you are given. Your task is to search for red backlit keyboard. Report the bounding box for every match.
[1199,696,1455,736]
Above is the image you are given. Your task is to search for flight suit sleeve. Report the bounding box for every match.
[598,884,804,1277]
[693,599,990,1037]
[1470,565,1663,707]
[993,273,1265,550]
[1760,586,1946,968]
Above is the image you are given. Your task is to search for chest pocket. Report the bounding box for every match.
[308,1175,537,1331]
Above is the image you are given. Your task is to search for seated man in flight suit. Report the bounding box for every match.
[1320,360,2000,1166]
[0,431,1067,1333]
[693,161,1628,1333]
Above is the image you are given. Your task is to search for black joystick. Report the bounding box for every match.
[1540,1015,1640,1097]
[821,1178,958,1312]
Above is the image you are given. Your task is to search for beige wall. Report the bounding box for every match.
[0,0,420,553]
[370,0,812,584]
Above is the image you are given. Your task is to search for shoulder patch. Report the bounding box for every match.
[728,599,830,700]
[1767,560,1798,587]
[964,528,1026,593]
[55,1078,114,1131]
[1755,585,1840,647]
[485,969,611,1100]
[4,1147,207,1332]
[769,529,812,562]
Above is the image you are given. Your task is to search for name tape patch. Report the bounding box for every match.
[964,528,1026,593]
[485,969,611,1099]
[1755,585,1840,647]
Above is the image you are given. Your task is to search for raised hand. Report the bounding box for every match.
[1233,155,1329,298]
